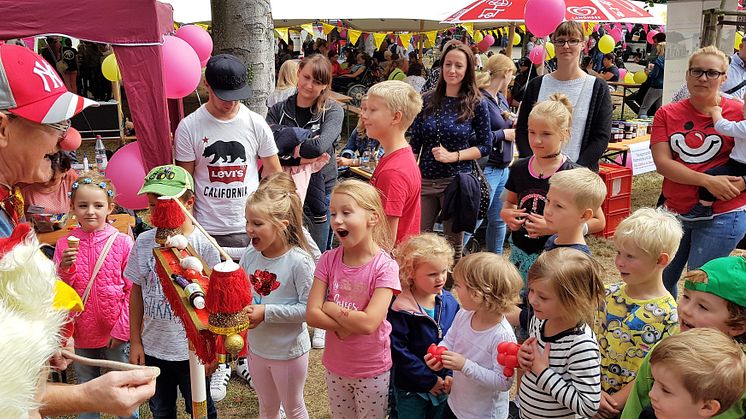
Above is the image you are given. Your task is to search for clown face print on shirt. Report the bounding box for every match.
[669,120,722,164]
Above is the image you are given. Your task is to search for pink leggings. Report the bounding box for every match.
[325,370,390,419]
[248,351,310,419]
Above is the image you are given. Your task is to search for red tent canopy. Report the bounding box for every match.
[0,0,175,170]
[444,0,654,23]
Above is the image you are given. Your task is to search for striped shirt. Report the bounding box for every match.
[519,317,601,418]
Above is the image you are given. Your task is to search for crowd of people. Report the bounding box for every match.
[2,17,746,419]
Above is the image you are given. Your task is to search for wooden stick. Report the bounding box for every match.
[61,350,160,377]
[169,197,232,262]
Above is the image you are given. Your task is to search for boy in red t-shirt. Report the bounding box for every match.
[366,81,424,244]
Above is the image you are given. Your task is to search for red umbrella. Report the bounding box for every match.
[443,0,654,23]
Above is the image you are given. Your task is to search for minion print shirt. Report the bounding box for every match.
[593,283,679,394]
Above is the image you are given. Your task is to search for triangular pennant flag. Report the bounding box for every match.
[321,23,335,35]
[399,33,413,50]
[463,23,474,38]
[373,32,387,49]
[275,28,289,44]
[642,24,649,33]
[348,29,362,45]
[425,31,438,47]
[625,23,633,32]
[474,31,484,43]
[519,24,526,33]
[301,23,314,36]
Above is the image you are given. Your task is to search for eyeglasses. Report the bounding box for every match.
[46,119,71,142]
[687,69,726,80]
[553,39,582,47]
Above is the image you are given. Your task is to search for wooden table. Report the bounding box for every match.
[608,81,642,119]
[349,165,375,180]
[602,134,651,167]
[328,91,352,104]
[37,213,136,245]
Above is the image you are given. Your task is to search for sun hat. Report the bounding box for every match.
[685,256,746,308]
[138,165,194,198]
[0,44,96,124]
[205,54,252,101]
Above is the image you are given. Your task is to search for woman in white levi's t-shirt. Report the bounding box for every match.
[515,21,613,172]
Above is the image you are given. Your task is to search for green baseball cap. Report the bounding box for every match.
[137,165,194,198]
[685,256,746,308]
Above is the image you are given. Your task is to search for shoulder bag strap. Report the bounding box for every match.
[81,233,119,306]
[725,78,746,95]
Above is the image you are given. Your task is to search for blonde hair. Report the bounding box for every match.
[249,172,313,257]
[69,170,116,205]
[650,328,746,414]
[366,80,424,130]
[452,252,522,315]
[528,248,605,326]
[394,233,454,288]
[476,54,516,89]
[656,42,666,56]
[276,59,299,90]
[614,207,683,259]
[688,45,729,72]
[549,168,607,212]
[529,93,574,141]
[331,179,393,251]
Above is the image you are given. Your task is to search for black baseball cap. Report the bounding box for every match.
[205,54,252,101]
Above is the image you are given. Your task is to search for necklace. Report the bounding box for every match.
[531,155,563,179]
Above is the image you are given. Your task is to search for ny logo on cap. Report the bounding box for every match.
[33,60,63,93]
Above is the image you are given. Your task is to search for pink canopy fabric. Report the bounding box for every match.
[0,0,175,170]
[444,0,654,23]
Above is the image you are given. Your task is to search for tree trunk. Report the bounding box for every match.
[211,0,274,116]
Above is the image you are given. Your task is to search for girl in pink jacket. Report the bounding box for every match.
[53,172,135,419]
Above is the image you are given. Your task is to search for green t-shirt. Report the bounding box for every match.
[621,347,746,419]
[388,68,406,81]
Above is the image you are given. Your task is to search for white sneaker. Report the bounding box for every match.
[312,329,326,349]
[236,357,254,388]
[209,363,231,402]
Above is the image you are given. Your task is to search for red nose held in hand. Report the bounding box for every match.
[428,343,448,364]
[497,341,521,377]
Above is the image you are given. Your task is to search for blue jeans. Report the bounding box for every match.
[308,192,332,252]
[663,210,746,298]
[145,355,217,419]
[74,346,138,419]
[464,166,510,254]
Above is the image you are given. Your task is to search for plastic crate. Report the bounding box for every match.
[603,193,632,214]
[599,163,632,198]
[595,209,630,238]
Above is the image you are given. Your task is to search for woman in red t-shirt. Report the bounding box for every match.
[651,46,746,297]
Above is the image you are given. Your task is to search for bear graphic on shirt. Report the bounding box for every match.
[202,139,248,184]
[669,120,723,164]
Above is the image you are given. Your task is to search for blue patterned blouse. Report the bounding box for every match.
[409,96,492,180]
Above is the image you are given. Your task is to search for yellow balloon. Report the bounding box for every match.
[513,33,521,46]
[736,32,744,50]
[101,54,121,82]
[633,70,648,84]
[624,72,635,83]
[598,34,615,54]
[545,42,555,60]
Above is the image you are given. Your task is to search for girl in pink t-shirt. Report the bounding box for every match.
[307,179,401,418]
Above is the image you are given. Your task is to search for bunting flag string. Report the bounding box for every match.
[275,27,289,44]
[348,29,362,45]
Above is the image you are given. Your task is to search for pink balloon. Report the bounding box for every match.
[610,28,623,43]
[646,29,659,44]
[525,0,565,38]
[175,25,213,67]
[200,56,210,67]
[162,36,202,99]
[618,68,627,80]
[483,34,495,46]
[529,45,545,65]
[625,23,633,32]
[477,38,491,53]
[593,24,600,33]
[106,142,148,210]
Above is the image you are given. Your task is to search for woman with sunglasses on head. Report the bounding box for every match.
[651,45,746,298]
[409,40,492,263]
[515,21,612,172]
[21,152,79,219]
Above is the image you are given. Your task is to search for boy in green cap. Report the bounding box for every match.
[621,255,746,419]
[126,165,220,418]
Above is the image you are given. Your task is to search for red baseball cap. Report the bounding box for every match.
[0,44,96,124]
